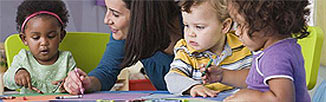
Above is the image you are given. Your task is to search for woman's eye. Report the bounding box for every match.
[184,24,189,28]
[112,12,119,17]
[196,26,205,30]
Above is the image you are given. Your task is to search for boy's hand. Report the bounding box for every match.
[14,68,32,89]
[190,84,219,97]
[201,65,224,84]
[64,68,90,95]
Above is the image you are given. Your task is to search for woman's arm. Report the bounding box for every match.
[85,76,102,92]
[65,35,125,94]
[224,78,294,102]
[87,35,125,90]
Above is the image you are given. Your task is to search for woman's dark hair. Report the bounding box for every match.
[122,0,131,9]
[230,0,310,39]
[16,0,69,33]
[121,0,181,68]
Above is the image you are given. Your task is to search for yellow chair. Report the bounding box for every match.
[298,26,324,90]
[4,32,110,73]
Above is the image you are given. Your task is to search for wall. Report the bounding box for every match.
[0,0,110,42]
[316,0,326,66]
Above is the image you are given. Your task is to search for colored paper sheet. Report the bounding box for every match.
[50,93,152,102]
[3,94,69,102]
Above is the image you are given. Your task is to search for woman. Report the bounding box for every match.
[63,0,182,94]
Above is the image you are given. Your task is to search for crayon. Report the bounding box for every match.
[0,96,16,100]
[201,59,213,77]
[23,96,27,100]
[74,68,84,94]
[52,80,63,93]
[55,95,83,99]
[32,87,44,94]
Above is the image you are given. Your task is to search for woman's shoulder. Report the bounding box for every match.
[141,51,174,66]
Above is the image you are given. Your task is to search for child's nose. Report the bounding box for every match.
[40,38,49,46]
[187,29,196,37]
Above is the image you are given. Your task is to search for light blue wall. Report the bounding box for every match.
[0,0,111,42]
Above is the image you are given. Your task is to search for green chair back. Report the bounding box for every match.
[4,32,110,73]
[298,26,324,90]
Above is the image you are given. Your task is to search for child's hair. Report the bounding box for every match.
[16,0,69,33]
[179,0,229,22]
[121,0,181,68]
[229,0,310,39]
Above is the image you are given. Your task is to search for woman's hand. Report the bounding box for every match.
[189,84,219,97]
[201,65,224,84]
[64,68,91,95]
[15,68,32,89]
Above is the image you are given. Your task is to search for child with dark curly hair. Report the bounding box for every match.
[3,0,75,94]
[202,0,311,101]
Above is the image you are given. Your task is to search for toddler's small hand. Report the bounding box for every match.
[190,84,219,97]
[14,68,32,89]
[201,66,224,84]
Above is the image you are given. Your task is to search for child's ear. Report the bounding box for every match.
[19,33,28,45]
[60,30,66,43]
[221,18,233,34]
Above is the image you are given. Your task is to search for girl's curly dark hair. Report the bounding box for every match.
[16,0,69,33]
[230,0,310,39]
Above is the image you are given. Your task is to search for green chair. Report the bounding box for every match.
[4,32,110,73]
[298,26,324,90]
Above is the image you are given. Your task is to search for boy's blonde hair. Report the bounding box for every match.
[179,0,229,22]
